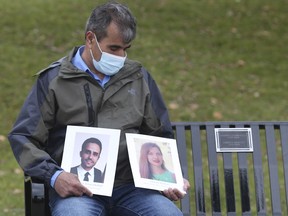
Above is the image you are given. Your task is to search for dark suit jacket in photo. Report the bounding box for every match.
[70,166,103,183]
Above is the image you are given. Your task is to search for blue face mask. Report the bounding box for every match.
[90,34,127,76]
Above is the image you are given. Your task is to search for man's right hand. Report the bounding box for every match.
[54,171,93,198]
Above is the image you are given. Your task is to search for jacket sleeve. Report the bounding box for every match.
[8,67,62,186]
[140,67,174,138]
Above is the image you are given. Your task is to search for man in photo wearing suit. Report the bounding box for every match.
[70,137,103,183]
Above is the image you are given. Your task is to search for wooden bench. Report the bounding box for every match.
[24,121,288,215]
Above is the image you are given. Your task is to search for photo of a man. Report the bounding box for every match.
[70,137,104,183]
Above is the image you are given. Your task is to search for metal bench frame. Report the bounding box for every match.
[25,121,288,215]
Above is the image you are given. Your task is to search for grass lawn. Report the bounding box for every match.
[0,0,287,215]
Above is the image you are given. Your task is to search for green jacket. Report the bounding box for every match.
[9,47,173,187]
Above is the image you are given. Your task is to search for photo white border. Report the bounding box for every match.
[61,125,121,196]
[126,133,185,194]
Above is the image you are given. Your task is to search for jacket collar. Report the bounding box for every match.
[59,47,143,82]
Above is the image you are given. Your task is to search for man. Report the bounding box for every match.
[9,2,190,216]
[70,137,103,183]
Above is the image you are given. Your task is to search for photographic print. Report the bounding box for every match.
[61,125,121,196]
[126,133,185,193]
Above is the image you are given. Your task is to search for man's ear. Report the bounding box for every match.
[86,31,95,44]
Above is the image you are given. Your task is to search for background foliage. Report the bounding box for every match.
[0,0,287,215]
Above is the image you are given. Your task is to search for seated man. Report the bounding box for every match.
[9,2,190,216]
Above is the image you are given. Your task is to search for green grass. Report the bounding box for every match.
[0,0,287,215]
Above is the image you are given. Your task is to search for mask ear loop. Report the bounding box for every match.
[89,49,99,63]
[94,34,103,53]
[89,33,102,63]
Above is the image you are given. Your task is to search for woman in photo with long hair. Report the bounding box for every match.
[139,142,176,183]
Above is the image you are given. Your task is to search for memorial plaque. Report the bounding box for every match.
[215,128,253,152]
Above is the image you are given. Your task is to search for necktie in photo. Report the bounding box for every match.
[84,172,89,181]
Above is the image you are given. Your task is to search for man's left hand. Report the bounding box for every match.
[162,178,190,201]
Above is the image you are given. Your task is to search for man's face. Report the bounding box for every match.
[80,143,101,171]
[88,22,131,60]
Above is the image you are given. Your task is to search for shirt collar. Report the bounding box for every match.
[72,46,110,87]
[71,46,90,72]
[78,165,94,176]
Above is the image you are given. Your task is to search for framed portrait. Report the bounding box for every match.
[61,125,121,196]
[125,133,185,194]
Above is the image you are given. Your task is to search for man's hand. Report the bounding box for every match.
[54,171,93,198]
[162,178,190,201]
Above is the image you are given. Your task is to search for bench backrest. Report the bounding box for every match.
[173,121,288,215]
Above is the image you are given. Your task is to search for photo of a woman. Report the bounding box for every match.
[139,142,176,183]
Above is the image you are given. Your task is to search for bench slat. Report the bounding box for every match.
[191,124,206,215]
[280,125,288,213]
[236,124,251,214]
[223,152,236,213]
[174,124,190,216]
[238,153,250,213]
[250,124,266,214]
[265,125,282,215]
[206,125,222,213]
[221,123,236,213]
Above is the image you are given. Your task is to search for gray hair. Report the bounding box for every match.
[85,1,137,43]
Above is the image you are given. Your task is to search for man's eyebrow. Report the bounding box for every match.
[109,44,131,49]
[124,44,131,49]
